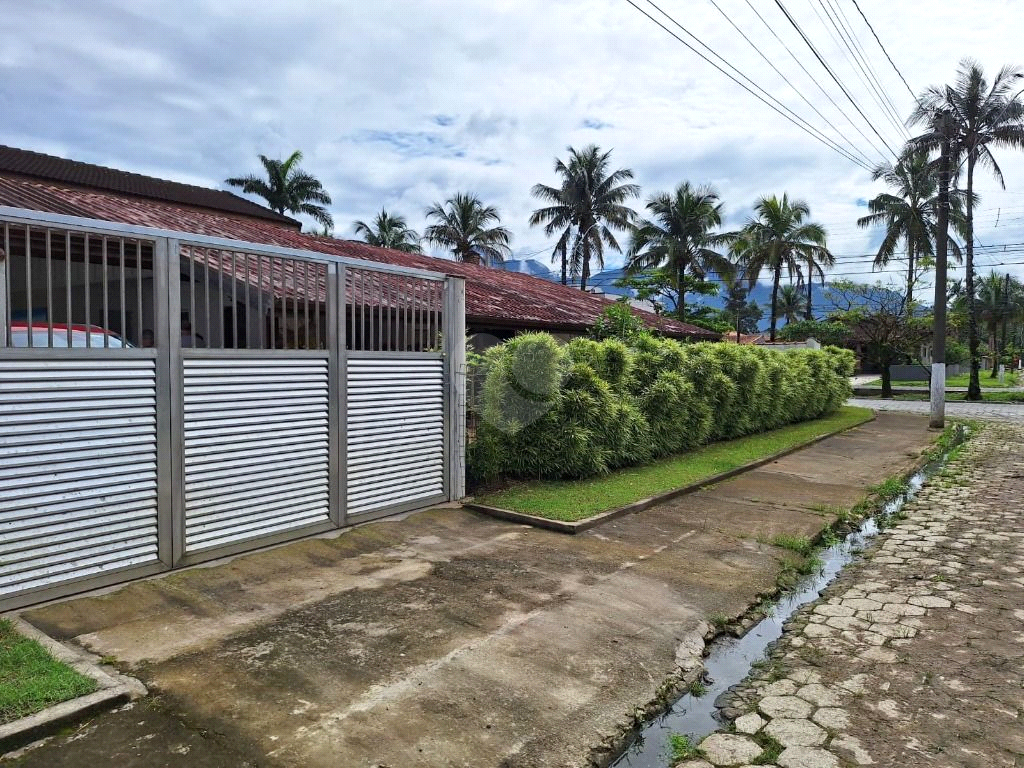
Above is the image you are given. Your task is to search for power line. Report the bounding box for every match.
[624,0,876,171]
[704,0,876,167]
[812,0,909,139]
[847,0,917,101]
[771,0,900,159]
[739,0,891,165]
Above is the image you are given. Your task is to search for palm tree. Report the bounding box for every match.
[733,194,830,341]
[978,272,1024,377]
[857,147,967,309]
[227,150,333,228]
[530,145,639,290]
[797,247,835,321]
[423,193,512,266]
[778,284,806,325]
[353,209,422,253]
[910,59,1024,400]
[625,183,732,319]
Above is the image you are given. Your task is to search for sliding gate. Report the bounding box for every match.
[0,209,466,609]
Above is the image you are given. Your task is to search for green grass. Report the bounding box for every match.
[864,372,1019,389]
[770,534,813,557]
[475,406,874,521]
[669,733,704,762]
[887,390,1024,403]
[0,619,97,724]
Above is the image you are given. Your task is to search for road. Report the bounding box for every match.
[849,396,1024,422]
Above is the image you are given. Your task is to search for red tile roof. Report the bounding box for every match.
[0,145,299,228]
[0,170,717,340]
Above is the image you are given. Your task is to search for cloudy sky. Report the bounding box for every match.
[5,0,1024,292]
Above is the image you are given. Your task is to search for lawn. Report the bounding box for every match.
[474,406,874,522]
[889,391,1024,403]
[864,372,1019,389]
[0,619,96,724]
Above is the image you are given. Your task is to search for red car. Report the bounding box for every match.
[8,322,133,348]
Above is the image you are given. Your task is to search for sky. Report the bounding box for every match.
[4,0,1024,295]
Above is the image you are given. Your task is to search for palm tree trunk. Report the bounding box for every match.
[580,247,590,292]
[905,243,914,309]
[561,250,567,286]
[966,155,982,401]
[805,262,813,321]
[989,322,999,378]
[769,264,782,342]
[676,261,686,320]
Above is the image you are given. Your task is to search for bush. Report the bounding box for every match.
[777,319,851,347]
[468,333,853,483]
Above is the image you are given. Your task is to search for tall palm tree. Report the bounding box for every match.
[910,59,1024,399]
[227,150,333,228]
[733,194,830,341]
[423,193,512,266]
[778,284,806,325]
[353,209,422,253]
[530,145,639,290]
[857,147,967,309]
[978,272,1024,377]
[625,183,732,319]
[797,247,835,321]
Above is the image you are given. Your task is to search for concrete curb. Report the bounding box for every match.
[464,412,877,535]
[0,618,147,754]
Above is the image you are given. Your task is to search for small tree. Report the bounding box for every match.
[615,268,717,319]
[777,319,851,347]
[589,302,649,342]
[827,281,930,398]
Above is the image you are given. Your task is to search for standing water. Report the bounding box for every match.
[610,463,937,768]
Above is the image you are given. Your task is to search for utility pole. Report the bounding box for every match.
[930,120,951,429]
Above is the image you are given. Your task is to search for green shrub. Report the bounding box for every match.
[467,333,852,484]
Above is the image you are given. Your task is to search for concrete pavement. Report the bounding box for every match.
[4,414,933,768]
[849,396,1024,422]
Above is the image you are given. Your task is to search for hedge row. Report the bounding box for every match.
[468,333,854,484]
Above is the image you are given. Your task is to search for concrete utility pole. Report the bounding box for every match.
[930,123,951,429]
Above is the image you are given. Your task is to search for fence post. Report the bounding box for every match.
[328,263,346,527]
[443,276,466,501]
[154,238,182,567]
[0,247,7,348]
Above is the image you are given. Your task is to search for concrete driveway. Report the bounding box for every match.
[8,413,933,768]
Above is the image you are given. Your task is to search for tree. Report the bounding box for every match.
[530,145,639,290]
[777,284,806,325]
[615,269,718,319]
[625,182,733,318]
[423,193,512,266]
[734,194,831,342]
[910,59,1024,400]
[226,150,334,228]
[777,319,851,347]
[857,147,967,309]
[827,281,929,398]
[977,271,1024,376]
[352,209,423,253]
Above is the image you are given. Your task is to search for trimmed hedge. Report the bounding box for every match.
[468,333,854,485]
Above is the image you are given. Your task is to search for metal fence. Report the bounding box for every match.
[0,207,466,610]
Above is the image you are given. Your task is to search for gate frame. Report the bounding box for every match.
[0,206,466,610]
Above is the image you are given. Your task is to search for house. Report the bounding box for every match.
[0,145,717,346]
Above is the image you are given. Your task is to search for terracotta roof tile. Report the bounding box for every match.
[0,173,718,340]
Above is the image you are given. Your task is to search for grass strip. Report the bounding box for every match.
[0,619,97,724]
[475,406,873,522]
[883,391,1024,403]
[864,372,1019,389]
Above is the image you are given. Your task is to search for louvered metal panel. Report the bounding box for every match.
[0,357,161,601]
[346,356,446,516]
[182,356,331,553]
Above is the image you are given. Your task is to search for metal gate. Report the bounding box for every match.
[0,208,465,610]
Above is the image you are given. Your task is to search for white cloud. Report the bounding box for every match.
[3,0,1024,286]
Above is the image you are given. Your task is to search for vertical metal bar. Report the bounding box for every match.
[66,232,73,348]
[45,229,53,348]
[290,260,296,350]
[135,241,142,348]
[443,276,467,501]
[83,233,90,348]
[154,237,179,568]
[327,263,344,527]
[231,251,238,350]
[243,252,251,349]
[24,225,32,347]
[188,246,196,349]
[257,255,264,350]
[119,239,127,347]
[399,277,406,352]
[316,264,323,350]
[3,225,11,347]
[359,270,366,351]
[303,260,310,350]
[269,258,276,350]
[101,236,109,347]
[218,252,225,350]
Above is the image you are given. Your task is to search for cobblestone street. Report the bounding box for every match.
[683,421,1024,768]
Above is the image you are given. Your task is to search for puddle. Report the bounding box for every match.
[609,443,955,768]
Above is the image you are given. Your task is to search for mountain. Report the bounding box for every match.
[499,259,555,279]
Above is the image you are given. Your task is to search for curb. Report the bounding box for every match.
[464,412,877,535]
[0,618,147,755]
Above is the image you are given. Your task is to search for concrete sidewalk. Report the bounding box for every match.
[5,414,932,768]
[688,420,1024,768]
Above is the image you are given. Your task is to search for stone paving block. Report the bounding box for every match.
[776,746,840,768]
[763,718,827,747]
[758,695,814,719]
[699,733,762,766]
[733,712,765,735]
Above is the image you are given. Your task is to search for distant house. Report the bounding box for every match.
[0,145,717,344]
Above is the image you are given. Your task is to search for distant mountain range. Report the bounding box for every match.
[498,259,838,330]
